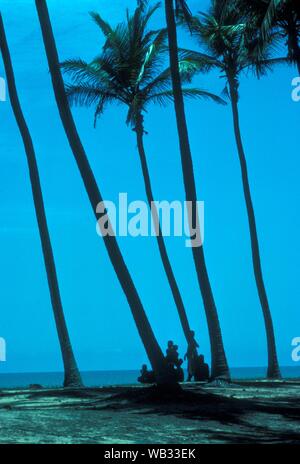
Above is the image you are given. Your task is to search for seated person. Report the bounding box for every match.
[138,364,156,384]
[194,354,210,381]
[166,341,180,367]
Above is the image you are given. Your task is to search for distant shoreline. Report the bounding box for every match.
[0,366,299,389]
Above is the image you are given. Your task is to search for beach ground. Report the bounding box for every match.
[0,379,300,444]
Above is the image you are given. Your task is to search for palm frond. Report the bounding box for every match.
[262,0,285,39]
[61,58,109,86]
[141,67,172,97]
[148,88,227,106]
[89,11,113,38]
[65,83,114,107]
[136,28,168,84]
[178,48,223,75]
[250,55,290,77]
[175,0,192,22]
[139,1,161,30]
[182,87,227,105]
[137,0,149,11]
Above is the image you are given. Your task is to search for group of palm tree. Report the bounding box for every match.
[0,0,298,387]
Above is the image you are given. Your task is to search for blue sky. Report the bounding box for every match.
[0,0,299,374]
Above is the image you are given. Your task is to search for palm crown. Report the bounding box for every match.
[227,0,300,68]
[61,0,224,130]
[180,0,285,100]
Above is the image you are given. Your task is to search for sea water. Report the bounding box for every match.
[0,366,299,389]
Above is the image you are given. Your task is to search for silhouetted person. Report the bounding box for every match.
[195,354,210,381]
[138,364,155,384]
[184,330,199,381]
[166,340,179,366]
[173,345,180,365]
[176,358,184,382]
[166,340,174,354]
[165,341,184,382]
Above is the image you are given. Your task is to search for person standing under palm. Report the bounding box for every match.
[184,330,199,381]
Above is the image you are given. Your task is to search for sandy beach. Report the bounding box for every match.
[0,380,299,444]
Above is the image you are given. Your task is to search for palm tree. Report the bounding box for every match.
[35,0,172,384]
[0,13,82,388]
[181,0,283,378]
[262,1,300,74]
[60,2,225,348]
[229,0,300,74]
[164,0,230,380]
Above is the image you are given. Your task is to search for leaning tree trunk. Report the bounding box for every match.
[135,113,193,345]
[228,77,281,379]
[287,16,300,76]
[35,0,171,384]
[164,0,230,380]
[293,37,300,76]
[0,13,82,388]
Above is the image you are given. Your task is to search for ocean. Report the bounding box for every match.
[0,366,299,389]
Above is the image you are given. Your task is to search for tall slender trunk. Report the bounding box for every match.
[0,13,82,388]
[294,40,300,76]
[135,113,193,344]
[35,0,171,383]
[287,16,300,75]
[164,0,230,380]
[228,78,281,379]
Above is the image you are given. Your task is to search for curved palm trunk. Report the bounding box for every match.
[164,0,230,380]
[294,41,300,76]
[0,13,82,388]
[135,114,193,344]
[291,38,300,75]
[35,0,171,384]
[228,78,281,379]
[287,15,300,75]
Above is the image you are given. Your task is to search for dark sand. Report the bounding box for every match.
[0,380,300,444]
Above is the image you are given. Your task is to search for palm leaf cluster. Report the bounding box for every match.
[61,1,222,130]
[227,0,300,71]
[179,0,286,100]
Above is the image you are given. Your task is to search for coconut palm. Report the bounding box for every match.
[261,1,300,74]
[229,0,300,74]
[60,1,225,348]
[0,13,82,388]
[35,0,173,384]
[164,0,230,380]
[181,0,285,378]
